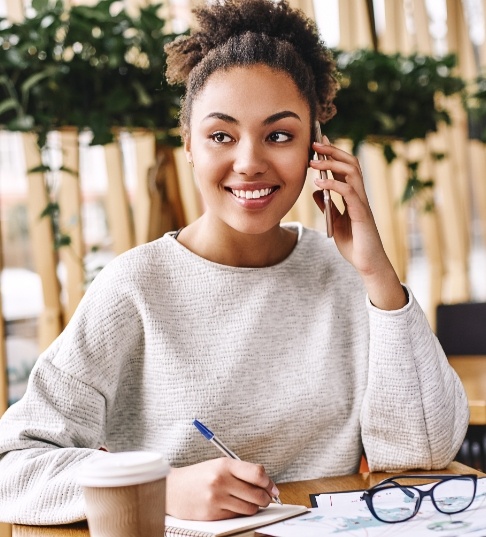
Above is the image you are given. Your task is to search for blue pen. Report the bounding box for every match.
[193,419,282,505]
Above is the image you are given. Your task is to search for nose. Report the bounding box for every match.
[232,138,268,176]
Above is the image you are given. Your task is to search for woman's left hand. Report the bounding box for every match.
[310,138,407,311]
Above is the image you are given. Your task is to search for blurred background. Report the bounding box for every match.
[1,0,486,443]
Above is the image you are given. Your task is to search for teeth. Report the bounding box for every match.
[231,188,273,199]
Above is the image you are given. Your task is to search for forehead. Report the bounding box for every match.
[191,64,311,123]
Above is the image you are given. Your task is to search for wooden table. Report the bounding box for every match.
[9,461,484,537]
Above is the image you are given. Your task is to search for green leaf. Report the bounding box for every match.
[28,164,51,174]
[0,98,20,117]
[40,201,59,218]
[21,69,57,96]
[59,165,79,177]
[407,161,419,172]
[55,234,72,249]
[383,143,397,164]
[32,0,49,13]
[7,115,35,131]
[132,79,152,107]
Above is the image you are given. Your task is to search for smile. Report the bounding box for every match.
[228,186,279,199]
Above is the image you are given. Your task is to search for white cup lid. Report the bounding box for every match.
[78,451,170,487]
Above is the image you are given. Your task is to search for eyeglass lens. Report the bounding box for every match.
[371,487,420,522]
[370,477,476,522]
[432,478,475,514]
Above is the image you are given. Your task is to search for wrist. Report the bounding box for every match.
[361,269,408,311]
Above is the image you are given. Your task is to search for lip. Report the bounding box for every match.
[224,184,280,208]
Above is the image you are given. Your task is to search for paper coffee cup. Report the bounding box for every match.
[78,451,170,537]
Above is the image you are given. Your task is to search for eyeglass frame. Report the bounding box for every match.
[360,474,478,524]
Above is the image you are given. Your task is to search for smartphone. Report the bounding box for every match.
[314,121,333,238]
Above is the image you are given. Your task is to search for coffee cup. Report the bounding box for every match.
[78,451,170,537]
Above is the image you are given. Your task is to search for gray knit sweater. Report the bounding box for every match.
[0,224,469,525]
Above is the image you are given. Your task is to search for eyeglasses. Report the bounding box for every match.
[361,474,478,523]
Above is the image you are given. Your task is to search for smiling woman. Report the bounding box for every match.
[0,0,470,527]
[177,65,311,266]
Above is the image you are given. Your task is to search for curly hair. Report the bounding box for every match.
[164,0,338,133]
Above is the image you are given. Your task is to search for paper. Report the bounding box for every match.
[260,478,486,536]
[165,503,308,536]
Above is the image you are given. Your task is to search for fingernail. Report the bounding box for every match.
[271,485,280,497]
[323,135,330,144]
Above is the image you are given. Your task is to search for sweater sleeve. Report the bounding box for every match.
[0,359,107,524]
[0,257,142,525]
[360,285,469,472]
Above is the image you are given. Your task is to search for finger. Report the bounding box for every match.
[228,460,279,503]
[229,480,273,509]
[312,191,341,227]
[310,159,367,203]
[313,140,363,173]
[312,140,366,196]
[315,178,371,223]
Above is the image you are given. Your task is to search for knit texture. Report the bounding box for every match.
[0,223,469,524]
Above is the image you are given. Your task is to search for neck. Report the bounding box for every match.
[176,217,298,268]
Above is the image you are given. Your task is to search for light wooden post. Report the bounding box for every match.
[133,132,159,245]
[469,140,486,245]
[337,0,409,282]
[407,140,446,327]
[287,0,315,18]
[445,0,475,246]
[156,145,187,233]
[381,0,411,54]
[366,2,410,282]
[22,133,64,351]
[173,146,203,224]
[428,126,470,302]
[5,0,23,22]
[104,141,135,256]
[466,2,486,248]
[362,143,408,280]
[0,217,8,416]
[58,129,84,322]
[407,0,447,320]
[339,0,374,50]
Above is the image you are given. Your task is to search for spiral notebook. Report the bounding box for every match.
[164,504,308,537]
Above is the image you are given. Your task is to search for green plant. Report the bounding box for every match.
[0,0,187,298]
[324,49,466,208]
[0,0,185,282]
[464,74,486,142]
[0,0,183,147]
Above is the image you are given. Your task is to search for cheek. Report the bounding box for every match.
[277,150,309,183]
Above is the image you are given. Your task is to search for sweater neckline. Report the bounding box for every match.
[165,222,305,272]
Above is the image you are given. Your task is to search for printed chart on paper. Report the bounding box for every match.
[262,477,486,537]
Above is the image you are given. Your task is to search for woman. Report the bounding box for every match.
[0,0,468,525]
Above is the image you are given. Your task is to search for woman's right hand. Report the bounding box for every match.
[166,458,280,520]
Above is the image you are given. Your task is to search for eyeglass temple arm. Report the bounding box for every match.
[379,480,415,499]
[378,474,476,482]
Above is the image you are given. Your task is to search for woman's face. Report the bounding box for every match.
[185,64,312,236]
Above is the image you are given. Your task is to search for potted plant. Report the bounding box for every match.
[0,0,183,147]
[0,0,186,270]
[324,48,466,208]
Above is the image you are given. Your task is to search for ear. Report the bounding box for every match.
[183,136,192,165]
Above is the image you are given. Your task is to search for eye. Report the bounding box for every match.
[268,131,292,143]
[210,131,233,143]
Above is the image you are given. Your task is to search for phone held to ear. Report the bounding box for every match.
[314,121,334,238]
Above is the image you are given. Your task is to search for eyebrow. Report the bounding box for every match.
[203,110,302,125]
